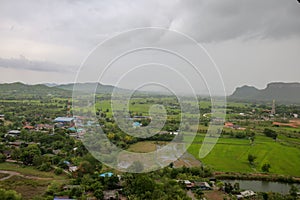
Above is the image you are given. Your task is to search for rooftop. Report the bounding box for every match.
[54,117,75,122]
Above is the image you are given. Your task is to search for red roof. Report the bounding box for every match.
[224,122,234,127]
[23,125,34,129]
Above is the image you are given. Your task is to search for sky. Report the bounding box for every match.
[0,0,299,95]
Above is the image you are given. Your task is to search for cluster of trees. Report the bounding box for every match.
[224,129,255,140]
[0,188,21,200]
[263,128,278,140]
[41,165,213,199]
[122,174,190,200]
[247,154,271,172]
[223,182,240,194]
[0,101,68,126]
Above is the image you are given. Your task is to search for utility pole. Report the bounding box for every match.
[271,99,276,115]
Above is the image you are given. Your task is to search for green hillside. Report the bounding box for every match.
[0,82,70,99]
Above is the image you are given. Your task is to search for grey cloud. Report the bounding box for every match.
[1,0,299,49]
[0,56,76,73]
[173,0,300,42]
[0,0,299,92]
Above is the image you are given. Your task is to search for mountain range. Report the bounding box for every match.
[229,82,300,103]
[0,82,299,103]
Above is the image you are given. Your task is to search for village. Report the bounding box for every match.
[0,95,300,199]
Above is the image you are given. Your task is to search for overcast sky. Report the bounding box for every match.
[0,0,299,95]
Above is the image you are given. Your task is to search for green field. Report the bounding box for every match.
[187,134,300,177]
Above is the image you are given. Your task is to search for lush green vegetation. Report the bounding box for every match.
[187,134,300,176]
[0,83,300,199]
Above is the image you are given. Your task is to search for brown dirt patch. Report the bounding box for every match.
[204,190,228,200]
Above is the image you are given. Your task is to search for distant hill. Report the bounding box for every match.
[55,82,130,94]
[0,82,154,100]
[43,83,58,87]
[230,82,300,104]
[0,82,70,99]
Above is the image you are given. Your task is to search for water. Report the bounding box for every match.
[223,179,300,194]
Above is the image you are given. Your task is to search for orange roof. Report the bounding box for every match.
[224,122,234,127]
[23,125,34,129]
[272,122,298,128]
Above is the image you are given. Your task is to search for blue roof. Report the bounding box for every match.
[100,172,113,177]
[132,122,141,127]
[68,127,76,132]
[54,117,75,122]
[63,160,70,165]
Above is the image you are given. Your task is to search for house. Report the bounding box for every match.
[63,160,71,166]
[68,127,77,132]
[237,190,256,199]
[69,166,78,172]
[185,180,194,189]
[100,172,114,177]
[224,122,234,128]
[272,121,298,128]
[8,141,23,147]
[23,125,34,130]
[132,122,141,128]
[7,130,21,137]
[194,182,211,190]
[54,117,75,127]
[0,114,4,120]
[179,180,194,189]
[36,124,53,130]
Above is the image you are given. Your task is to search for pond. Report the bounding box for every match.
[223,179,300,194]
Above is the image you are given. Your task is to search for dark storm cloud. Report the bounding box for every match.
[172,0,300,42]
[0,0,299,48]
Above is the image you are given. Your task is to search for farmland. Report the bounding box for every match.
[0,87,300,199]
[187,134,300,176]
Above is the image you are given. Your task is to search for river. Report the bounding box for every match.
[224,179,300,194]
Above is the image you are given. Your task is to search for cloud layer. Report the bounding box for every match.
[0,0,299,93]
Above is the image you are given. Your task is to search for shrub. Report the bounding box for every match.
[54,167,63,175]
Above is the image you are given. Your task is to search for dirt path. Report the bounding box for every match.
[0,170,53,181]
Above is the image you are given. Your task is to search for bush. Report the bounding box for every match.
[263,128,278,140]
[248,154,257,165]
[38,162,52,171]
[0,153,6,162]
[0,188,22,200]
[261,163,271,172]
[54,167,63,175]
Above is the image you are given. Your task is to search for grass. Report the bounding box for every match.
[187,134,300,177]
[0,175,51,200]
[0,172,9,179]
[0,162,67,179]
[0,163,68,199]
[127,141,168,153]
